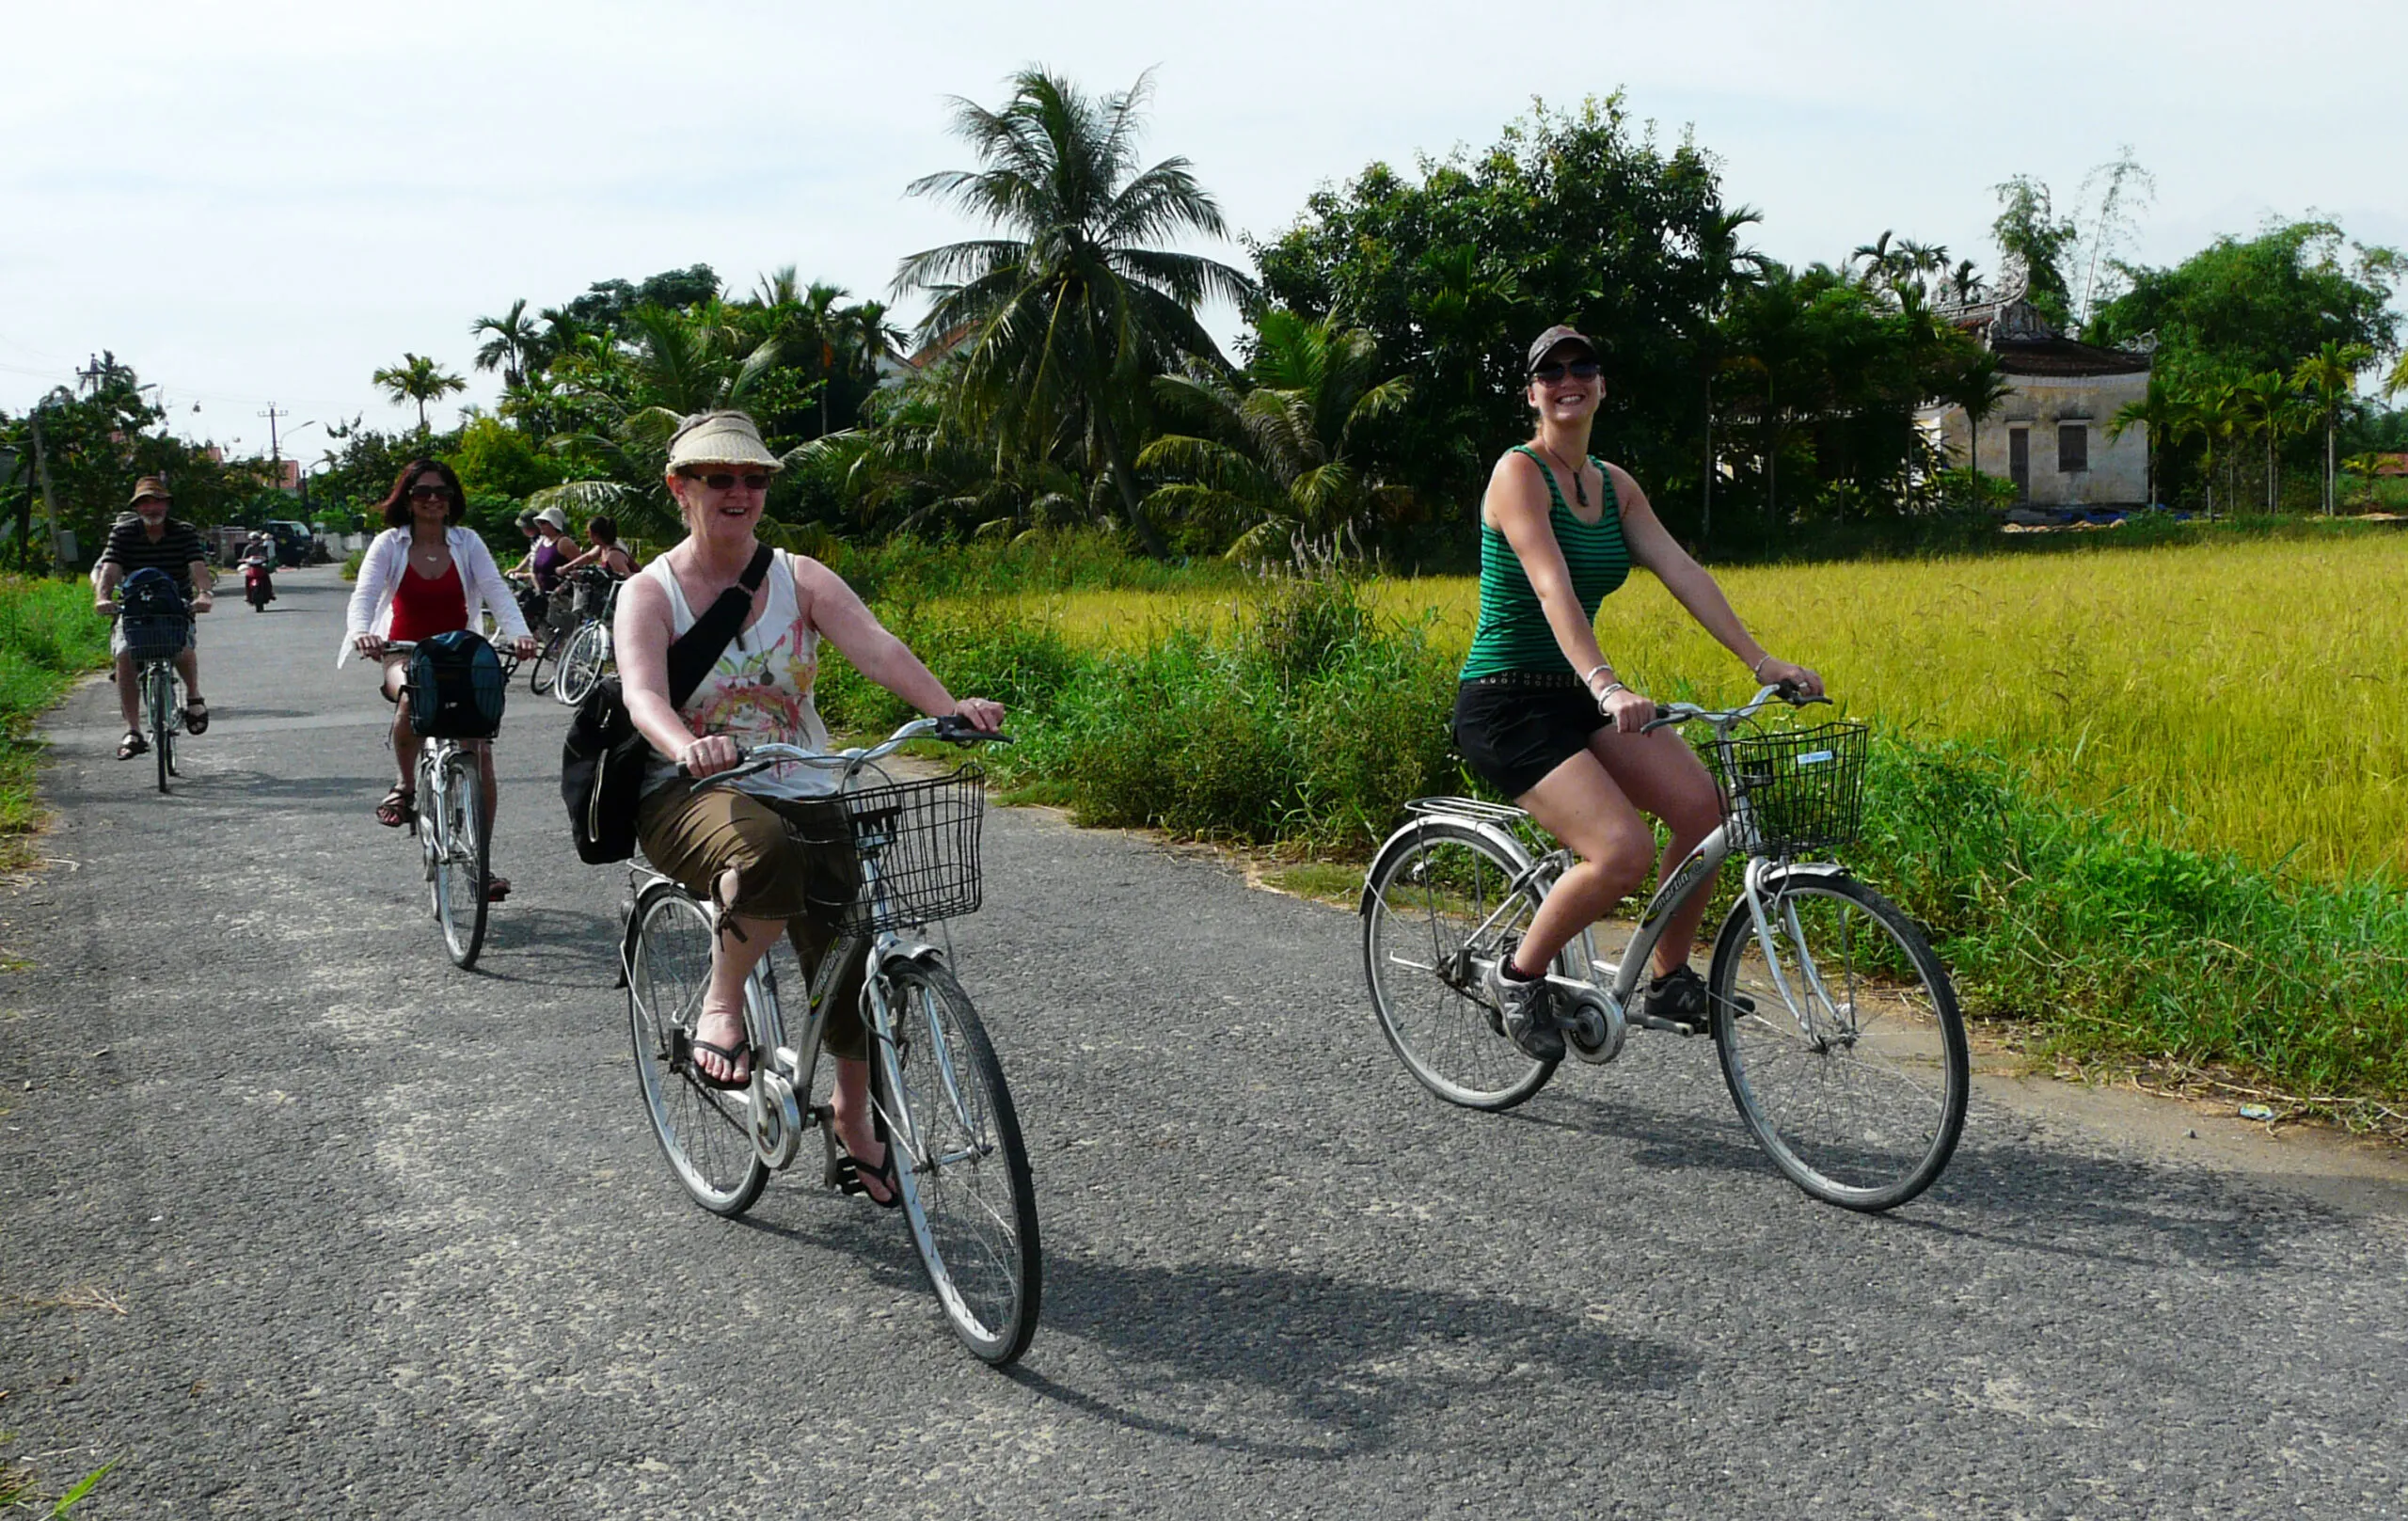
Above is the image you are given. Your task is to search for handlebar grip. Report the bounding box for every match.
[934,714,1012,744]
[676,743,753,780]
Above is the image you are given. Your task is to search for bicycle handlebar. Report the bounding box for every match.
[682,715,1012,786]
[1640,682,1830,736]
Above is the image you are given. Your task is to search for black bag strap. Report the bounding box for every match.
[663,542,775,710]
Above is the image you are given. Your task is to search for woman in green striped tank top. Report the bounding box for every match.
[1453,326,1823,1060]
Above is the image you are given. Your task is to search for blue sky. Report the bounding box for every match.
[3,0,2400,452]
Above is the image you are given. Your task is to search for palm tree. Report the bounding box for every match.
[1938,352,2013,510]
[893,67,1259,559]
[2233,371,2305,514]
[1136,309,1410,556]
[2105,375,2182,509]
[372,353,467,434]
[2289,341,2374,515]
[470,299,540,389]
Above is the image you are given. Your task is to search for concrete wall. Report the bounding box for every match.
[1923,369,2151,506]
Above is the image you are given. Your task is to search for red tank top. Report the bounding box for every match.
[388,558,467,643]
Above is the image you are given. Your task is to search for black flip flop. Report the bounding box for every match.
[685,1035,755,1092]
[830,1142,903,1209]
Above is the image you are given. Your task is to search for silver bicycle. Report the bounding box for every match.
[552,571,619,706]
[1361,685,1968,1212]
[621,716,1040,1364]
[385,640,513,970]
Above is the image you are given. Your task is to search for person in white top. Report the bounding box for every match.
[341,459,537,886]
[618,411,1004,1207]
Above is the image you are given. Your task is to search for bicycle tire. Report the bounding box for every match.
[147,662,176,793]
[626,883,768,1215]
[433,751,489,968]
[1708,869,1968,1212]
[528,626,565,696]
[556,622,607,705]
[876,960,1040,1365]
[1361,816,1558,1111]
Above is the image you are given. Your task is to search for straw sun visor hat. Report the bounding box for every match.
[666,410,783,474]
[128,475,173,505]
[1525,325,1598,375]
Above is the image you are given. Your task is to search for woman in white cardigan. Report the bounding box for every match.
[341,460,536,891]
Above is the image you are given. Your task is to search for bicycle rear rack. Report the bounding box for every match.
[1403,796,1529,827]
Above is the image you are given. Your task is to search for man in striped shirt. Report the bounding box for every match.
[94,477,213,759]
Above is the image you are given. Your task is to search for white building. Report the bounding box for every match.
[1921,298,2154,509]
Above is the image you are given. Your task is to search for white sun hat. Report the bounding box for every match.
[666,410,783,472]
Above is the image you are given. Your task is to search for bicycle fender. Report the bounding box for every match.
[1359,813,1533,918]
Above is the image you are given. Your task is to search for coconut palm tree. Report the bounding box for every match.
[470,299,540,389]
[372,353,467,434]
[893,67,1259,559]
[2233,370,2305,514]
[2289,341,2374,515]
[1137,309,1410,556]
[2106,375,2182,509]
[1938,351,2013,510]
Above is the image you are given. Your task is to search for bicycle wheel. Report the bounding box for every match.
[876,960,1039,1365]
[1708,870,1968,1211]
[555,622,607,705]
[146,662,176,793]
[626,883,768,1215]
[432,751,489,968]
[528,626,565,695]
[1361,817,1557,1110]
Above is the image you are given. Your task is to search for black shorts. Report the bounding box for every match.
[1452,676,1607,799]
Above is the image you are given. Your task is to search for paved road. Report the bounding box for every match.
[3,568,2404,1519]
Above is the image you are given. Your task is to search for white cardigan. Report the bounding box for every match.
[337,526,531,667]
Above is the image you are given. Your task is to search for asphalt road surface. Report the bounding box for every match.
[4,567,2404,1519]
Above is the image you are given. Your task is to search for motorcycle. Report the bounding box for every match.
[241,553,276,611]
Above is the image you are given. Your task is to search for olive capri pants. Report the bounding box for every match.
[635,778,869,1060]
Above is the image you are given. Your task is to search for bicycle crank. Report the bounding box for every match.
[1560,985,1626,1065]
[752,1069,802,1169]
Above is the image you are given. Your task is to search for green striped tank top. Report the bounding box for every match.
[1459,446,1632,680]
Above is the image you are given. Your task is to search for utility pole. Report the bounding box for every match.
[259,404,289,489]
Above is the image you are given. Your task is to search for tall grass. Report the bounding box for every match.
[0,577,111,864]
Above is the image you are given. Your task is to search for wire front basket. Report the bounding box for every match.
[838,765,986,934]
[1706,720,1869,856]
[121,612,191,663]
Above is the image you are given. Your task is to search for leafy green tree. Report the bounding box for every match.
[1990,174,2079,329]
[2090,221,2404,395]
[894,67,1258,559]
[2233,371,2309,513]
[2106,375,2184,508]
[1137,309,1412,554]
[470,298,540,390]
[2289,340,2375,515]
[372,353,467,434]
[1938,351,2014,509]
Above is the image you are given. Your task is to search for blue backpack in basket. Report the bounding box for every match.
[408,630,506,739]
[117,568,190,660]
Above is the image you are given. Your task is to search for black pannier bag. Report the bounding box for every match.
[409,629,507,739]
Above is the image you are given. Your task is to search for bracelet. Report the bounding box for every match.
[1595,681,1630,712]
[1750,653,1775,680]
[1581,661,1614,691]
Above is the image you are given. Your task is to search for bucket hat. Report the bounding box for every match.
[1525,325,1598,374]
[128,476,173,505]
[532,505,570,533]
[666,411,782,473]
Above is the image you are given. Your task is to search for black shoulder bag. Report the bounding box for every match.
[561,543,774,865]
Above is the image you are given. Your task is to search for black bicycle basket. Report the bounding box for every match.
[408,630,507,739]
[1707,720,1869,855]
[836,765,986,934]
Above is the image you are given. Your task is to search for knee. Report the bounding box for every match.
[1574,823,1655,903]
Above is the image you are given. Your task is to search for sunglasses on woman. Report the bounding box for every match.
[407,483,452,500]
[684,470,772,492]
[1530,359,1602,383]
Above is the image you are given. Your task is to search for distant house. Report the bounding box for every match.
[1919,297,2154,508]
[875,322,977,388]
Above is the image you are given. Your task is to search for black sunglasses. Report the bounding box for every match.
[407,483,452,500]
[1530,359,1602,383]
[685,470,771,492]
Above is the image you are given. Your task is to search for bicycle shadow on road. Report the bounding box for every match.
[1017,1250,1692,1460]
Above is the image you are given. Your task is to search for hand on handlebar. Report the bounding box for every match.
[1756,658,1825,702]
[676,733,745,780]
[1599,685,1656,736]
[949,697,1006,735]
[353,632,388,658]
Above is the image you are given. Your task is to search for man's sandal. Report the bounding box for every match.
[373,785,413,828]
[117,731,148,760]
[485,876,512,903]
[182,699,209,735]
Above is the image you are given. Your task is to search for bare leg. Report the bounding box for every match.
[693,872,777,1085]
[1583,726,1725,974]
[114,651,140,732]
[381,662,416,791]
[1510,751,1656,976]
[172,648,203,707]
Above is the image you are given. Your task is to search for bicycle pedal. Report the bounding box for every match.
[1628,1011,1705,1038]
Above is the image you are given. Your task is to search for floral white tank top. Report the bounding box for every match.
[640,548,836,800]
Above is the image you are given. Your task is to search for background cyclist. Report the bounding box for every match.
[93,476,213,760]
[1454,325,1822,1060]
[341,459,537,894]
